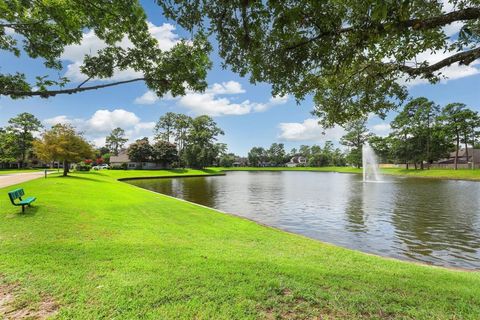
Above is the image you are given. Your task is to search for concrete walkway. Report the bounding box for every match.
[0,172,48,189]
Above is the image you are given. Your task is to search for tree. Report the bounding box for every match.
[173,114,193,155]
[391,97,443,169]
[7,113,42,168]
[105,128,128,156]
[459,110,480,165]
[1,2,211,99]
[152,140,178,167]
[97,147,111,157]
[440,103,478,169]
[183,116,224,168]
[127,137,153,163]
[248,147,268,166]
[219,153,237,167]
[154,112,177,142]
[368,136,392,164]
[0,129,17,167]
[102,153,111,165]
[340,118,371,168]
[267,143,286,166]
[33,124,94,176]
[298,145,312,159]
[160,1,480,126]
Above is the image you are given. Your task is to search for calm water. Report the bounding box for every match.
[128,171,480,269]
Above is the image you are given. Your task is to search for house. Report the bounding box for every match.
[109,151,169,170]
[286,155,307,167]
[434,148,480,168]
[232,157,248,167]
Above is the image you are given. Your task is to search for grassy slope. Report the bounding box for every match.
[0,170,479,319]
[220,166,480,180]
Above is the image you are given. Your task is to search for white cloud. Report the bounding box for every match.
[399,44,480,87]
[87,109,141,132]
[44,115,74,126]
[4,27,15,35]
[439,1,462,37]
[269,95,289,105]
[370,123,391,137]
[441,0,455,13]
[134,90,160,105]
[177,93,252,116]
[134,81,289,116]
[43,109,154,147]
[62,22,180,82]
[278,118,345,142]
[443,21,462,37]
[177,89,288,116]
[207,81,246,94]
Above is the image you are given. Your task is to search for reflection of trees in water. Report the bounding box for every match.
[391,179,480,263]
[178,177,218,208]
[344,182,366,233]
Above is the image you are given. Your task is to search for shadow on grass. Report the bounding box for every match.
[199,169,219,174]
[52,174,105,183]
[5,205,40,217]
[169,169,188,173]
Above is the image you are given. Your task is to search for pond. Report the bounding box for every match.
[127,171,480,269]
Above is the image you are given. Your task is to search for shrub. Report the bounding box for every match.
[110,163,128,170]
[75,162,92,171]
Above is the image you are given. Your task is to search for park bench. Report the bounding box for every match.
[8,188,36,213]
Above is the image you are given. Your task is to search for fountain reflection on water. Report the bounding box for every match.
[362,142,381,182]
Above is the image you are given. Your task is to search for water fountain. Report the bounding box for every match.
[362,142,381,182]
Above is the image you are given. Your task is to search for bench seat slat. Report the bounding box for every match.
[19,197,36,205]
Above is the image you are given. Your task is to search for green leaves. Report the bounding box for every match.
[159,0,480,126]
[0,0,212,99]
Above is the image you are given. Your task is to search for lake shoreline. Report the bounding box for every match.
[217,166,480,182]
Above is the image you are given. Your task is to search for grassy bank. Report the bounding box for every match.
[220,166,480,181]
[0,169,479,319]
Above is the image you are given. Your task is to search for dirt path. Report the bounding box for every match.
[0,172,48,189]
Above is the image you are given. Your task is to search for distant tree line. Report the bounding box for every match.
[248,142,346,167]
[341,97,480,170]
[124,112,228,169]
[0,111,233,172]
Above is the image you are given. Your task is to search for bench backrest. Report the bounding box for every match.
[8,188,25,204]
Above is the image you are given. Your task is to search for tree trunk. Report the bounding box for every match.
[414,162,417,170]
[465,134,469,166]
[455,133,460,170]
[406,162,409,170]
[420,161,424,170]
[63,160,69,176]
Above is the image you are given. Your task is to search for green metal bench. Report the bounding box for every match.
[8,188,36,213]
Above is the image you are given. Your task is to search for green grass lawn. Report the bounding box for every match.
[0,169,479,319]
[0,168,48,175]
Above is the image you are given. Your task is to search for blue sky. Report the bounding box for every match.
[1,1,479,156]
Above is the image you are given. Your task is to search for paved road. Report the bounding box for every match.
[0,172,48,189]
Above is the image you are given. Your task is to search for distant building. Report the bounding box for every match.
[109,151,169,170]
[232,157,248,167]
[286,155,307,167]
[433,148,480,168]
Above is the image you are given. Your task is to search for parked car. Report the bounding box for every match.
[93,164,109,170]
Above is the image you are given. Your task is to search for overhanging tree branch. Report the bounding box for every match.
[2,78,168,98]
[285,7,480,51]
[394,47,480,76]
